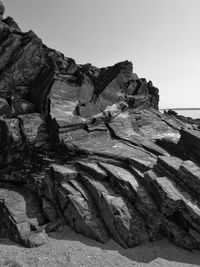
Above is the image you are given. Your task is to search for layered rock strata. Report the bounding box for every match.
[1,4,200,250]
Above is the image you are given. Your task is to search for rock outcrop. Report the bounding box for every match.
[1,3,200,251]
[0,1,5,22]
[164,109,200,128]
[179,129,200,161]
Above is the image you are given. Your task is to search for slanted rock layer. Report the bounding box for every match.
[0,3,200,250]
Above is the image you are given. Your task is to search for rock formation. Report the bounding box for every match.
[1,3,200,250]
[0,1,5,21]
[165,109,200,128]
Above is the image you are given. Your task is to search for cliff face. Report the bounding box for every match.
[1,4,200,250]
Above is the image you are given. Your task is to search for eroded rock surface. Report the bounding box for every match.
[0,1,5,21]
[1,3,200,250]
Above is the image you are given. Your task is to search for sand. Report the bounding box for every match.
[1,226,200,267]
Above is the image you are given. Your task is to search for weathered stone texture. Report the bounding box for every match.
[1,3,200,251]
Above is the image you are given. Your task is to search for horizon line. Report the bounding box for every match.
[159,108,200,110]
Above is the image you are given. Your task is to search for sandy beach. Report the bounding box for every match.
[1,226,200,267]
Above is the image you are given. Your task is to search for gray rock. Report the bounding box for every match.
[0,1,5,21]
[178,160,200,196]
[19,113,48,147]
[25,230,48,248]
[179,129,200,159]
[82,175,149,248]
[1,2,200,252]
[0,185,45,247]
[59,180,109,243]
[12,98,35,116]
[0,98,11,118]
[76,160,107,180]
[50,164,78,182]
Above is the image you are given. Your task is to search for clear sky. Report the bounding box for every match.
[3,0,200,108]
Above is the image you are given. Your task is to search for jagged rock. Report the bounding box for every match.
[19,113,48,147]
[42,198,58,222]
[44,217,65,233]
[108,111,169,156]
[1,3,200,251]
[0,1,5,21]
[12,98,35,116]
[157,156,183,174]
[3,16,21,31]
[165,109,200,127]
[4,118,22,143]
[179,128,200,160]
[0,13,162,161]
[0,118,22,166]
[76,161,107,180]
[82,175,149,248]
[50,164,78,182]
[42,164,109,243]
[26,230,48,248]
[99,162,143,200]
[60,180,109,243]
[0,24,9,45]
[154,156,183,180]
[0,98,11,118]
[144,169,200,235]
[153,156,200,201]
[144,170,184,215]
[48,60,159,123]
[178,160,200,196]
[163,218,198,250]
[99,162,163,241]
[0,184,46,247]
[165,109,178,116]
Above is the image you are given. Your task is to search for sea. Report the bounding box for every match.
[160,109,200,119]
